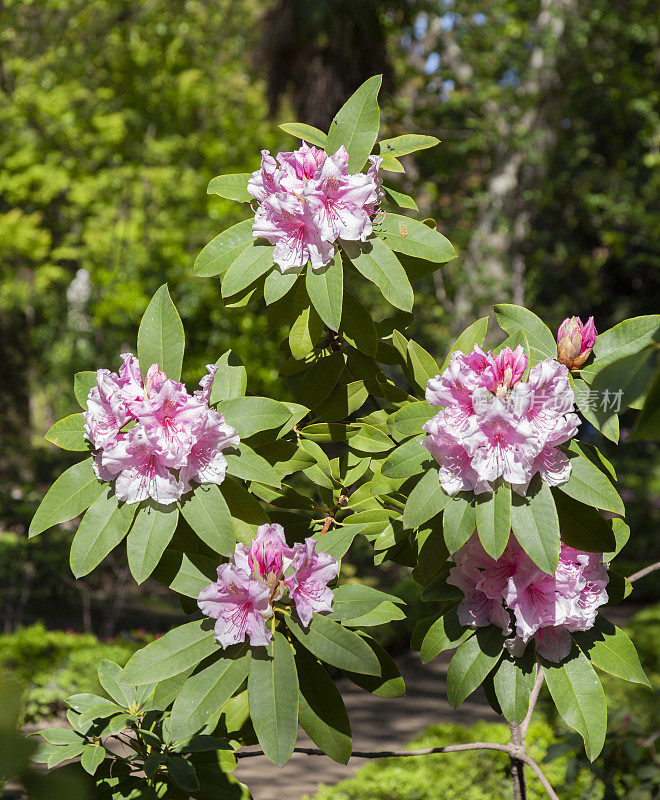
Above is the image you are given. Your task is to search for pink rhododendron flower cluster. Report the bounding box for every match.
[198,524,339,647]
[448,533,609,662]
[557,315,597,369]
[248,141,384,271]
[83,354,239,505]
[423,345,579,495]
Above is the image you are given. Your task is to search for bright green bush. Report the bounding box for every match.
[0,623,145,722]
[307,720,600,800]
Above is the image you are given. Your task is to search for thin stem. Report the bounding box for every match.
[520,667,545,738]
[234,743,559,800]
[627,561,660,584]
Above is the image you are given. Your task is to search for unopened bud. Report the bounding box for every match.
[557,316,596,369]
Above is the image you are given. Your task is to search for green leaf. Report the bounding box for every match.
[306,251,343,331]
[378,134,440,157]
[349,424,392,453]
[297,352,345,410]
[443,495,476,554]
[542,644,607,761]
[221,242,274,298]
[388,401,435,440]
[312,525,363,560]
[207,172,251,202]
[153,550,217,598]
[137,284,185,380]
[379,154,404,172]
[264,267,299,305]
[69,489,136,578]
[492,652,537,725]
[81,744,106,775]
[510,481,560,573]
[193,219,253,278]
[209,350,247,404]
[493,304,556,366]
[289,282,323,359]
[376,213,456,263]
[407,340,439,391]
[29,457,104,538]
[179,483,234,557]
[343,238,413,311]
[573,617,650,686]
[167,754,199,793]
[285,614,380,675]
[340,291,378,356]
[170,648,251,740]
[340,601,405,627]
[45,414,88,451]
[446,626,503,709]
[587,347,656,422]
[248,632,299,767]
[475,484,511,559]
[279,122,327,148]
[420,606,473,664]
[342,634,405,697]
[403,469,451,530]
[557,453,624,514]
[296,648,352,764]
[326,75,381,172]
[221,476,270,543]
[316,381,369,422]
[440,317,490,371]
[216,396,292,438]
[631,365,660,440]
[37,728,84,746]
[593,314,660,360]
[328,584,402,622]
[225,443,281,488]
[98,659,131,707]
[573,377,619,443]
[383,186,418,211]
[381,437,430,479]
[552,490,615,553]
[122,620,217,685]
[126,502,179,584]
[74,371,97,408]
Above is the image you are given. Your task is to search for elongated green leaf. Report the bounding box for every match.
[326,75,381,171]
[296,648,352,764]
[167,754,199,793]
[279,122,327,148]
[312,525,363,560]
[388,401,435,440]
[306,252,343,331]
[552,490,615,553]
[343,238,413,311]
[264,267,299,305]
[179,483,234,556]
[542,644,607,761]
[74,371,97,408]
[421,606,473,664]
[492,652,537,725]
[446,626,503,709]
[45,413,88,451]
[209,350,247,404]
[588,347,656,421]
[407,340,439,392]
[378,134,440,157]
[126,503,179,584]
[122,620,217,685]
[285,614,380,675]
[221,242,274,298]
[316,381,369,422]
[475,484,511,559]
[248,632,298,767]
[80,744,106,775]
[221,476,270,543]
[403,469,451,530]
[298,352,346,410]
[379,153,404,172]
[342,634,405,697]
[328,584,402,622]
[289,282,323,360]
[493,304,556,365]
[193,219,253,278]
[216,396,292,438]
[137,284,185,380]
[593,314,660,360]
[443,495,476,554]
[440,317,490,371]
[341,601,405,627]
[381,437,430,479]
[631,365,660,440]
[573,377,619,442]
[350,424,392,453]
[98,659,131,707]
[153,550,217,598]
[30,458,104,538]
[376,213,456,264]
[340,291,378,356]
[225,443,281,488]
[510,481,560,573]
[70,490,136,577]
[558,453,625,514]
[170,648,251,740]
[207,173,251,202]
[573,617,650,686]
[384,186,418,211]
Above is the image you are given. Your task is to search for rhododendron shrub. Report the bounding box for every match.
[31,77,657,794]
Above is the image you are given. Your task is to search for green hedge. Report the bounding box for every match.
[0,623,146,722]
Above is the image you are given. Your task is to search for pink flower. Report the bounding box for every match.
[100,426,183,505]
[422,345,578,497]
[144,363,167,398]
[138,378,201,467]
[193,364,219,405]
[277,141,327,186]
[285,539,339,626]
[84,371,131,450]
[198,563,273,648]
[557,316,597,369]
[234,523,295,582]
[247,150,282,202]
[178,407,239,490]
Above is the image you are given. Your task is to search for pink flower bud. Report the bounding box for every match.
[144,363,167,396]
[557,316,596,369]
